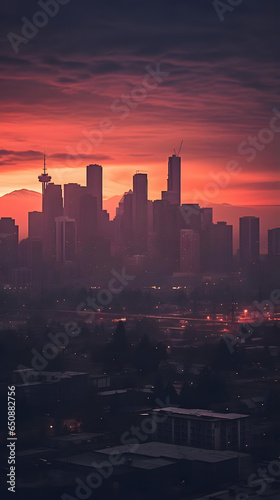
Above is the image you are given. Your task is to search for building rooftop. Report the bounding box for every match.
[57,450,175,471]
[97,442,249,464]
[152,407,249,420]
[49,432,103,443]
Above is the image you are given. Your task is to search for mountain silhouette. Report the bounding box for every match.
[0,189,279,252]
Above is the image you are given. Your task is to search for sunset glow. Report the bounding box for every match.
[1,1,279,205]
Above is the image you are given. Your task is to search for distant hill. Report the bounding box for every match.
[210,202,280,253]
[103,194,123,218]
[0,189,279,252]
[0,189,42,240]
[0,190,122,240]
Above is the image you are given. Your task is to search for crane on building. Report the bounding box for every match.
[173,140,183,157]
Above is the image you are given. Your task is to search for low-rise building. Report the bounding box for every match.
[150,407,251,451]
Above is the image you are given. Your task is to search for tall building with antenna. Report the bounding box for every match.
[162,141,182,206]
[38,152,51,207]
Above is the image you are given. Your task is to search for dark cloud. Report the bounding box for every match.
[0,150,113,168]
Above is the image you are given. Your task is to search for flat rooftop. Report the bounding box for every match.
[49,432,103,443]
[97,442,249,464]
[57,450,175,470]
[152,407,249,420]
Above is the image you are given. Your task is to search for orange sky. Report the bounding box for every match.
[1,0,279,205]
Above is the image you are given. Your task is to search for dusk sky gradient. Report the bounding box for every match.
[0,0,280,205]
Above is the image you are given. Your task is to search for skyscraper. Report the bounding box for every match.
[132,173,148,254]
[86,164,102,211]
[268,228,280,256]
[166,154,181,206]
[239,216,260,266]
[64,183,86,219]
[43,183,63,262]
[78,192,99,277]
[200,207,213,231]
[208,222,233,272]
[0,217,19,282]
[116,190,134,256]
[180,229,200,273]
[55,216,77,265]
[28,211,43,239]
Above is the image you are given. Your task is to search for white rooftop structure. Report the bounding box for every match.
[152,407,249,420]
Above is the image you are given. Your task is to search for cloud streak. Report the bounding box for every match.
[0,0,279,201]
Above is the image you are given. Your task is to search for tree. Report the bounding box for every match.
[195,367,229,406]
[180,382,195,408]
[102,321,129,372]
[133,335,167,374]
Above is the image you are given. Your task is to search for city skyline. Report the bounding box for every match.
[1,154,279,290]
[1,150,280,254]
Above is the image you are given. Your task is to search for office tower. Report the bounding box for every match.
[180,229,200,273]
[239,216,260,266]
[27,212,43,283]
[43,183,63,262]
[162,189,180,206]
[86,164,102,211]
[0,218,19,282]
[208,222,233,273]
[79,193,98,275]
[268,228,280,256]
[64,183,86,219]
[132,173,148,254]
[152,200,183,273]
[116,190,133,256]
[181,204,201,231]
[28,211,43,239]
[55,217,77,265]
[200,207,213,231]
[152,199,170,269]
[147,200,153,234]
[79,193,97,245]
[164,154,181,206]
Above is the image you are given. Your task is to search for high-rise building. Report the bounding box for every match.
[181,204,201,231]
[114,190,134,256]
[55,216,77,265]
[0,217,19,282]
[152,201,186,273]
[79,193,98,276]
[28,211,43,239]
[86,164,102,211]
[268,228,280,256]
[208,222,233,273]
[132,173,148,254]
[166,154,181,206]
[180,229,200,273]
[43,183,63,262]
[64,183,86,219]
[162,190,180,206]
[200,207,213,231]
[239,216,260,266]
